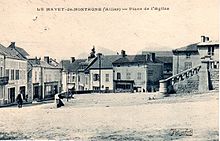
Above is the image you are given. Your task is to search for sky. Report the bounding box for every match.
[0,0,219,60]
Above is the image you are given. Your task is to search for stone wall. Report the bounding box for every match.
[209,69,219,90]
[173,74,199,93]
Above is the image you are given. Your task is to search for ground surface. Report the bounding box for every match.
[0,92,218,140]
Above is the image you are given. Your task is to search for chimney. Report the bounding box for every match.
[146,54,151,61]
[201,36,206,42]
[44,56,50,64]
[71,57,75,63]
[121,50,126,57]
[151,53,155,62]
[10,42,16,48]
[205,37,209,42]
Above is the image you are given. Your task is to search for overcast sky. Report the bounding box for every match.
[0,0,219,60]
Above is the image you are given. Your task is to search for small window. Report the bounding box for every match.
[126,72,131,79]
[6,69,9,77]
[93,74,99,81]
[184,62,192,70]
[117,73,121,80]
[78,76,80,82]
[186,53,191,59]
[105,74,109,82]
[15,70,19,80]
[11,70,14,80]
[137,72,142,80]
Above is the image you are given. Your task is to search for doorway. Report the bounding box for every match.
[8,88,15,103]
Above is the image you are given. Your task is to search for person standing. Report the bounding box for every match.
[16,91,23,108]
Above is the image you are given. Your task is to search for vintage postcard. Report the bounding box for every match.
[0,0,219,140]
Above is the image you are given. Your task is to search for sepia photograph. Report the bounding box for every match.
[0,0,219,140]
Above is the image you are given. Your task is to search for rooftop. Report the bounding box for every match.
[112,55,148,65]
[173,43,198,53]
[89,55,122,69]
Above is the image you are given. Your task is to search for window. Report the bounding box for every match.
[0,67,2,77]
[105,74,109,82]
[11,70,14,80]
[85,77,88,84]
[15,70,19,80]
[126,72,131,79]
[186,53,191,59]
[93,74,99,81]
[117,73,121,80]
[78,75,80,82]
[137,72,142,80]
[72,76,75,82]
[208,46,214,56]
[184,62,192,70]
[34,71,37,82]
[6,69,9,77]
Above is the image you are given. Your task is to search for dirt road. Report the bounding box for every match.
[0,92,218,140]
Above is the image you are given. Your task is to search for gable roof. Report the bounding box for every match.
[155,56,173,64]
[0,44,26,60]
[173,43,198,53]
[61,59,87,72]
[29,58,62,69]
[113,55,147,65]
[142,51,173,57]
[89,55,122,69]
[8,43,29,59]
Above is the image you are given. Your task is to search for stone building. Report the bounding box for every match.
[86,54,121,92]
[60,57,86,92]
[172,43,201,75]
[0,43,28,105]
[142,51,173,79]
[28,57,62,100]
[160,36,219,94]
[112,51,163,92]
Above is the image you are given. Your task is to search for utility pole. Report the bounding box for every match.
[97,53,102,93]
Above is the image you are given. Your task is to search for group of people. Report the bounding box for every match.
[16,90,74,108]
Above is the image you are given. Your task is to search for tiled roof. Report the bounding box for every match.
[8,45,29,58]
[0,44,25,60]
[113,55,148,65]
[89,55,122,69]
[155,56,173,64]
[142,51,173,57]
[61,59,87,72]
[173,43,198,52]
[29,58,62,69]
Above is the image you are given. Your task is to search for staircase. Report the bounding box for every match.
[159,65,202,94]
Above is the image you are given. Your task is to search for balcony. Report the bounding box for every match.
[0,76,9,85]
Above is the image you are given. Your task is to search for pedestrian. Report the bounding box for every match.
[16,91,23,108]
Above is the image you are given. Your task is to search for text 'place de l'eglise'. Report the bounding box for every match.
[0,35,219,106]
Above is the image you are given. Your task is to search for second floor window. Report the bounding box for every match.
[117,73,121,80]
[11,70,14,80]
[93,74,99,81]
[126,72,131,79]
[208,46,214,56]
[186,53,191,59]
[0,67,2,77]
[137,72,142,80]
[105,74,109,82]
[6,69,9,78]
[15,70,19,80]
[184,62,192,70]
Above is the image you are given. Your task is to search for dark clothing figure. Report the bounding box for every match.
[16,93,23,108]
[66,90,73,102]
[56,94,65,108]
